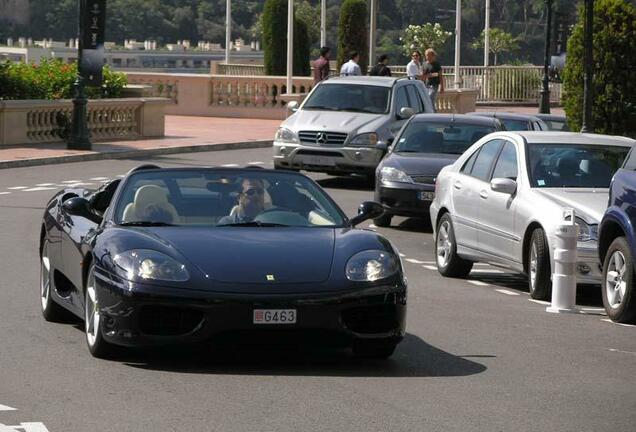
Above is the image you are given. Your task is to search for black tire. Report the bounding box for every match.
[602,237,636,324]
[352,341,397,359]
[527,228,552,300]
[435,213,473,278]
[84,265,117,359]
[40,239,73,323]
[373,213,392,227]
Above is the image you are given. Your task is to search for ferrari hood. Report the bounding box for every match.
[141,227,336,284]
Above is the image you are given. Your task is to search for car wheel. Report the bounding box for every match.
[528,228,552,300]
[602,237,636,324]
[373,213,392,227]
[352,341,396,359]
[40,240,72,322]
[85,265,116,359]
[436,213,472,278]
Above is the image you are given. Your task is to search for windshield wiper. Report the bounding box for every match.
[119,221,177,227]
[217,221,290,227]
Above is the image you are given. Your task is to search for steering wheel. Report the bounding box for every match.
[253,207,309,226]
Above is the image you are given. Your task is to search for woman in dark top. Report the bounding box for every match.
[370,54,392,76]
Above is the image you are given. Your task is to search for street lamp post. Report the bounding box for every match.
[68,0,91,150]
[225,0,231,64]
[581,0,594,133]
[369,0,377,70]
[320,0,326,48]
[539,0,553,114]
[286,0,294,94]
[454,0,462,88]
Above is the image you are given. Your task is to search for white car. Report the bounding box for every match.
[430,131,635,299]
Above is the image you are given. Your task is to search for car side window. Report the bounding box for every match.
[491,141,518,180]
[469,140,503,181]
[405,85,423,113]
[461,149,480,174]
[395,86,409,113]
[623,148,636,170]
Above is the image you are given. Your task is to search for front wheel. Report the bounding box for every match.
[435,213,472,278]
[602,237,636,323]
[527,228,552,300]
[85,265,116,359]
[40,240,72,322]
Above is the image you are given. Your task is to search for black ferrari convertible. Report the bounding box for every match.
[39,165,407,359]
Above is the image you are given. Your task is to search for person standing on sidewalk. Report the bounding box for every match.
[423,48,444,110]
[340,51,362,76]
[313,46,331,84]
[370,54,391,76]
[406,50,423,80]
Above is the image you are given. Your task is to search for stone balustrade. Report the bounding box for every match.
[125,72,478,119]
[0,98,170,146]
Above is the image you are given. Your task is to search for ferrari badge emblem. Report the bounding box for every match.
[266,274,275,281]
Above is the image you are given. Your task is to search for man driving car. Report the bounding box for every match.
[217,178,266,225]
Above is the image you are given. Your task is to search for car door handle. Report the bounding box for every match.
[480,190,488,199]
[453,181,462,190]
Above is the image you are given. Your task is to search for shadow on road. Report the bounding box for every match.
[389,217,433,234]
[118,333,488,378]
[316,176,374,192]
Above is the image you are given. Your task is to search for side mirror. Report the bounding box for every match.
[349,201,385,227]
[287,101,299,112]
[398,107,415,119]
[376,142,388,152]
[62,197,101,223]
[491,178,517,195]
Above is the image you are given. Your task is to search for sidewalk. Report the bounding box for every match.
[0,106,565,169]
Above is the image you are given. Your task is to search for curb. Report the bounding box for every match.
[0,140,273,170]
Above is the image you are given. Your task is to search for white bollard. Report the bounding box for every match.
[547,208,579,314]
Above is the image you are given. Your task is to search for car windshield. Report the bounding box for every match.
[528,143,629,188]
[114,170,345,227]
[302,84,391,114]
[543,120,569,131]
[393,121,496,155]
[500,118,530,131]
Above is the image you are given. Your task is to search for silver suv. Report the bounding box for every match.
[273,76,434,178]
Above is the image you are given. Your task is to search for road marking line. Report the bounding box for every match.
[35,183,54,186]
[528,299,550,305]
[405,258,426,264]
[601,319,636,327]
[65,182,95,187]
[0,404,16,411]
[117,174,126,178]
[3,423,50,432]
[247,161,264,165]
[495,288,520,296]
[89,177,109,180]
[23,187,56,192]
[579,307,606,314]
[398,253,406,257]
[608,348,636,355]
[467,280,489,287]
[368,224,377,229]
[423,265,437,271]
[221,163,239,167]
[0,192,10,195]
[60,180,82,184]
[7,187,27,190]
[471,269,505,274]
[420,261,435,264]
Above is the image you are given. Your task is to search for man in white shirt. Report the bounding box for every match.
[340,51,362,76]
[406,50,423,80]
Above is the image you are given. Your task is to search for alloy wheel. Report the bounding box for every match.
[529,242,537,291]
[437,221,452,268]
[85,268,100,347]
[40,242,51,311]
[606,250,627,309]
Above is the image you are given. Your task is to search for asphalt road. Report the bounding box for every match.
[0,147,634,432]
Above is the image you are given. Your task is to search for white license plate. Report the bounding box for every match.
[297,155,336,166]
[418,191,435,201]
[253,309,297,324]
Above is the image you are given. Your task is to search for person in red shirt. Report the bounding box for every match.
[313,46,331,84]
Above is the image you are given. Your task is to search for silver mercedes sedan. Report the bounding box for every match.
[430,131,635,300]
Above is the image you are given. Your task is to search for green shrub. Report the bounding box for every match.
[0,59,127,100]
[337,0,368,73]
[262,0,287,76]
[562,0,636,136]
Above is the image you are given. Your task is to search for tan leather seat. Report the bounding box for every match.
[122,185,180,223]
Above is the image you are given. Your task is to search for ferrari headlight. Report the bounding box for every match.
[275,127,299,143]
[346,250,399,282]
[575,217,598,242]
[350,132,379,146]
[113,249,189,282]
[380,166,413,183]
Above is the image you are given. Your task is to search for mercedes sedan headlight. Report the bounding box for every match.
[350,132,379,146]
[275,127,299,144]
[575,217,598,242]
[113,249,189,282]
[346,250,399,282]
[379,166,413,183]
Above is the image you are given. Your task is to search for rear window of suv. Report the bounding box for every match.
[302,84,391,114]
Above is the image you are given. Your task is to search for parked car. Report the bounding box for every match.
[373,114,504,227]
[40,166,407,359]
[534,114,570,131]
[273,76,434,179]
[430,132,634,300]
[470,112,549,131]
[598,148,636,323]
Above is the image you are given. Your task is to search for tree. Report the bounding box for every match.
[293,19,311,76]
[337,0,368,73]
[562,0,636,136]
[471,28,520,65]
[400,23,452,56]
[262,0,287,75]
